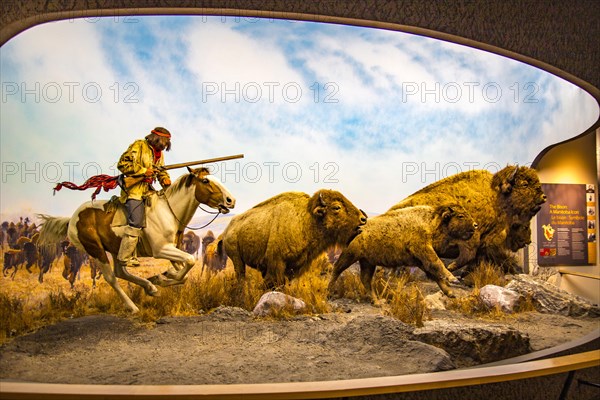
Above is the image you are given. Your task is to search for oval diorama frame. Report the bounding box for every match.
[1,2,598,399]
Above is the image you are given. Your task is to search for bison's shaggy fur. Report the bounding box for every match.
[389,166,545,273]
[202,239,227,274]
[328,205,477,299]
[222,189,367,288]
[62,245,88,288]
[3,249,24,279]
[202,230,216,258]
[181,231,200,259]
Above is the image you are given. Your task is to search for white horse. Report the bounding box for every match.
[38,167,235,313]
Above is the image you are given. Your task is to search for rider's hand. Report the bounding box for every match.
[144,168,154,177]
[162,178,171,187]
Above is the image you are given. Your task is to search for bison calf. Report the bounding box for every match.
[389,166,545,273]
[328,205,477,300]
[222,189,367,288]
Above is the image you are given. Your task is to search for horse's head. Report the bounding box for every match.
[187,167,235,214]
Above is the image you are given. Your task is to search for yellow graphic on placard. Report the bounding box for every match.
[542,224,555,241]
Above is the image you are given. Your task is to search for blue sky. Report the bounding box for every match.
[0,16,598,222]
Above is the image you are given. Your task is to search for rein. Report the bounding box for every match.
[160,192,221,231]
[198,204,220,214]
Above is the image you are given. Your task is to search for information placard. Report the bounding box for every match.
[537,183,596,266]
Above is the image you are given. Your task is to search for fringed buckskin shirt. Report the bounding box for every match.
[117,139,170,200]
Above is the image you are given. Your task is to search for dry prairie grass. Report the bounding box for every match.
[1,249,530,344]
[0,252,337,342]
[373,270,429,327]
[446,261,534,318]
[329,266,430,326]
[465,261,507,288]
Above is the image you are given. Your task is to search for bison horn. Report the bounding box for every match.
[319,192,326,206]
[509,164,519,183]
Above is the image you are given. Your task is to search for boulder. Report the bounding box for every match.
[424,291,447,311]
[506,274,600,317]
[322,314,455,373]
[411,320,531,367]
[479,284,524,313]
[253,291,307,317]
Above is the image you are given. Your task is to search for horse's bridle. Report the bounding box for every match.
[159,192,222,231]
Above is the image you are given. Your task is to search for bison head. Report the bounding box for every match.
[309,189,367,245]
[505,222,532,251]
[491,165,546,221]
[438,204,478,240]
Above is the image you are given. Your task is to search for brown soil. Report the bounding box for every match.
[0,300,598,385]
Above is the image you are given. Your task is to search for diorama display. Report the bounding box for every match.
[1,164,598,385]
[1,7,598,394]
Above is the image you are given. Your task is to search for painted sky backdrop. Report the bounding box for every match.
[1,15,598,223]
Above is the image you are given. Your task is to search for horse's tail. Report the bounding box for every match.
[37,214,70,245]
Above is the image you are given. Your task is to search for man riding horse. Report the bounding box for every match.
[117,127,172,268]
[43,132,241,312]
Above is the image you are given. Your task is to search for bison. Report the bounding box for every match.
[180,231,201,259]
[202,239,227,274]
[62,244,88,288]
[22,240,38,273]
[37,243,62,283]
[328,205,477,300]
[202,230,216,258]
[3,249,24,279]
[221,189,367,288]
[2,236,38,278]
[6,224,19,249]
[389,165,545,273]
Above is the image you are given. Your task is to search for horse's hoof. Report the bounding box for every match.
[148,274,164,285]
[148,274,185,287]
[162,270,178,280]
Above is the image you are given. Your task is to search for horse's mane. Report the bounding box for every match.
[164,167,210,196]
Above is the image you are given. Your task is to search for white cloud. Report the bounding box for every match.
[1,16,598,224]
[185,21,305,92]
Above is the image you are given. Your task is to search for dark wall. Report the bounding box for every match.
[2,1,599,104]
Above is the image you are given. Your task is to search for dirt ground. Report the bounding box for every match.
[1,298,598,385]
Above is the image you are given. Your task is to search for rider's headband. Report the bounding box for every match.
[151,129,171,138]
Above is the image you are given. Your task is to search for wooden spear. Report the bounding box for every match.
[122,154,244,189]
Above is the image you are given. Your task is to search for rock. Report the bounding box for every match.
[479,284,524,313]
[204,306,252,321]
[424,292,446,310]
[506,274,600,317]
[411,320,531,367]
[253,291,307,317]
[322,315,455,372]
[546,273,560,287]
